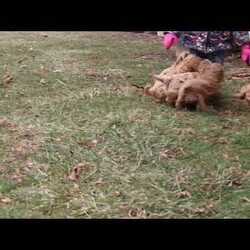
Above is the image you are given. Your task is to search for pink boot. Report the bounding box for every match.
[163,33,178,49]
[241,44,250,65]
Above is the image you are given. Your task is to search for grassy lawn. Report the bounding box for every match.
[0,31,250,218]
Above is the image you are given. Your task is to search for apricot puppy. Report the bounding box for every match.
[175,60,224,111]
[233,84,250,105]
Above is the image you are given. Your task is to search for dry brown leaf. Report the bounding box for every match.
[92,178,105,186]
[39,33,48,38]
[114,191,121,197]
[3,74,13,84]
[0,118,16,128]
[69,163,86,181]
[85,69,97,77]
[53,69,62,73]
[242,197,250,202]
[220,124,233,130]
[175,191,191,199]
[1,197,12,204]
[127,208,148,218]
[128,208,140,217]
[231,72,250,79]
[101,147,112,155]
[39,79,46,84]
[184,128,196,135]
[10,173,26,182]
[125,74,133,78]
[160,148,184,160]
[204,169,213,178]
[195,204,217,216]
[195,207,206,214]
[228,180,242,187]
[77,139,97,148]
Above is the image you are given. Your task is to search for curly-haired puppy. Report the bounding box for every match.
[144,72,199,104]
[144,51,203,102]
[233,84,250,105]
[159,51,203,76]
[175,60,224,111]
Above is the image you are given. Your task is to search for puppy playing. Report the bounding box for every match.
[233,84,250,105]
[175,60,224,111]
[144,72,199,104]
[144,51,203,103]
[159,51,203,77]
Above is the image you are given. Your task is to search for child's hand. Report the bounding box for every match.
[241,44,250,65]
[163,33,178,49]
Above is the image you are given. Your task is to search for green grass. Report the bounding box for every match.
[0,31,250,218]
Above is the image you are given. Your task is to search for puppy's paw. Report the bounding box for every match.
[175,102,182,110]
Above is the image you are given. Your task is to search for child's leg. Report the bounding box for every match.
[189,49,206,59]
[207,51,225,65]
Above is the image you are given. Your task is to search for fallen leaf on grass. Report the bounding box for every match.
[85,69,97,77]
[10,173,26,182]
[0,118,16,128]
[128,208,142,217]
[53,69,63,73]
[39,33,48,38]
[231,72,250,79]
[175,191,191,199]
[69,163,87,181]
[160,148,185,160]
[39,79,46,84]
[220,124,234,130]
[114,191,121,197]
[195,205,217,216]
[195,207,207,214]
[227,180,242,187]
[3,74,13,84]
[18,55,33,64]
[77,139,97,149]
[242,197,250,202]
[128,208,148,218]
[92,178,105,186]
